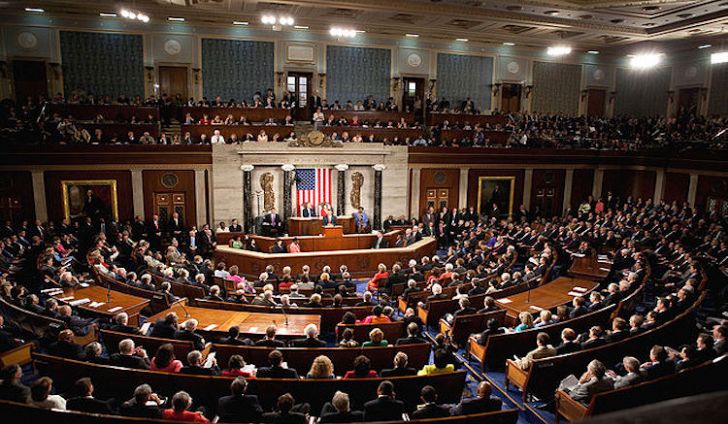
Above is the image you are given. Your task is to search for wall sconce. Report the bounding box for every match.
[667,90,675,103]
[318,73,326,89]
[609,91,616,103]
[0,61,9,79]
[429,78,437,91]
[580,89,588,101]
[276,72,284,87]
[699,87,708,100]
[491,83,501,96]
[48,62,61,80]
[144,66,154,82]
[525,85,534,98]
[392,77,400,90]
[192,68,201,84]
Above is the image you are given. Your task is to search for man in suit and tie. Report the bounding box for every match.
[363,381,405,422]
[148,214,162,249]
[263,208,283,236]
[228,219,242,233]
[256,350,299,378]
[217,377,263,423]
[301,202,316,218]
[450,381,502,416]
[371,231,388,249]
[568,360,614,404]
[308,91,322,113]
[167,212,184,240]
[410,386,450,419]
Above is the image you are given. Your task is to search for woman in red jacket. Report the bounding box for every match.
[367,263,389,293]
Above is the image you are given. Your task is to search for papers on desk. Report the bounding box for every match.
[203,324,218,331]
[496,298,513,304]
[567,291,584,297]
[529,305,543,312]
[107,306,122,313]
[203,352,216,368]
[572,287,588,293]
[528,257,539,265]
[599,267,611,272]
[41,287,62,294]
[597,254,609,261]
[571,253,586,258]
[79,282,90,288]
[70,298,91,307]
[88,301,105,308]
[248,327,258,333]
[140,322,152,335]
[44,289,64,296]
[58,296,74,302]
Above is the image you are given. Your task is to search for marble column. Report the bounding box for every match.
[653,169,665,204]
[523,168,533,210]
[410,168,421,219]
[687,173,699,208]
[592,169,604,199]
[131,170,144,219]
[241,165,254,232]
[31,170,48,222]
[194,169,207,227]
[458,168,469,210]
[373,164,386,231]
[282,164,295,221]
[563,169,574,213]
[335,164,349,216]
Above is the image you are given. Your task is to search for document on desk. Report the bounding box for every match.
[529,305,543,312]
[140,322,152,335]
[107,306,122,313]
[567,291,583,297]
[203,324,218,331]
[70,298,91,307]
[572,287,588,292]
[496,298,513,304]
[58,296,75,302]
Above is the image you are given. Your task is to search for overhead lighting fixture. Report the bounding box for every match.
[262,15,293,27]
[279,16,294,26]
[25,7,44,13]
[261,15,276,25]
[503,42,515,46]
[711,51,728,64]
[330,27,357,38]
[629,52,663,69]
[405,33,420,38]
[294,25,309,29]
[233,21,249,25]
[355,30,366,33]
[547,46,572,56]
[120,9,149,22]
[100,12,117,17]
[698,44,712,49]
[168,17,185,22]
[587,50,600,54]
[456,38,469,42]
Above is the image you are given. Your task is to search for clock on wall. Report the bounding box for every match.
[17,32,38,49]
[164,39,182,56]
[407,53,422,68]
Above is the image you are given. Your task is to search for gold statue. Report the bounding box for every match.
[350,171,363,210]
[260,172,275,212]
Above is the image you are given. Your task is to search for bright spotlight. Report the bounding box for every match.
[261,15,276,25]
[629,53,662,69]
[711,52,728,64]
[547,46,572,56]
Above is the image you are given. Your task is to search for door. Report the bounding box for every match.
[587,89,606,117]
[12,60,47,103]
[402,77,425,120]
[678,88,700,116]
[158,66,188,99]
[533,187,557,217]
[153,193,186,225]
[0,196,23,222]
[287,72,312,120]
[500,83,522,113]
[425,188,450,211]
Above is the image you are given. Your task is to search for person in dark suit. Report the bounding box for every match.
[363,381,405,422]
[289,324,326,347]
[262,393,307,424]
[396,322,428,346]
[119,384,163,419]
[256,350,299,379]
[320,391,364,423]
[180,350,220,375]
[410,386,450,419]
[166,212,184,240]
[255,325,286,348]
[174,319,206,351]
[217,377,263,423]
[308,92,322,112]
[109,339,150,370]
[381,352,417,377]
[109,312,140,335]
[555,328,581,355]
[0,364,30,404]
[640,345,675,380]
[301,202,316,218]
[371,232,389,249]
[263,208,283,235]
[48,329,85,360]
[569,296,589,319]
[149,312,179,339]
[65,378,114,414]
[450,381,502,416]
[271,238,287,254]
[228,219,243,233]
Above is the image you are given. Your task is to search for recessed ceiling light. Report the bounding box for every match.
[503,42,515,46]
[330,27,357,37]
[544,10,559,16]
[629,53,663,69]
[233,21,249,25]
[588,50,600,54]
[712,51,728,64]
[456,38,469,42]
[699,44,712,49]
[610,18,624,24]
[405,33,420,38]
[25,7,44,13]
[168,17,185,22]
[677,13,693,19]
[294,25,309,29]
[100,13,117,17]
[355,30,366,33]
[547,46,572,56]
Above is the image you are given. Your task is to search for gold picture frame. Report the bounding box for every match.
[477,176,515,218]
[61,179,119,222]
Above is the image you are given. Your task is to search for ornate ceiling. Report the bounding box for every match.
[5,0,728,50]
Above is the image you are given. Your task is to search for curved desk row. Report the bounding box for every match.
[216,228,400,252]
[215,237,437,278]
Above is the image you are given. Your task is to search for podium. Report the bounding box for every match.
[288,217,355,236]
[322,225,343,238]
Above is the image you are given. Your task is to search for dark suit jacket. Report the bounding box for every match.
[363,396,405,422]
[450,396,502,416]
[217,394,263,423]
[255,339,286,348]
[380,367,417,377]
[66,396,115,414]
[109,353,150,370]
[320,410,364,423]
[301,208,316,218]
[411,403,450,419]
[48,340,85,360]
[256,366,299,379]
[262,411,307,424]
[174,329,206,351]
[149,320,177,339]
[289,337,326,348]
[371,238,389,249]
[395,336,427,346]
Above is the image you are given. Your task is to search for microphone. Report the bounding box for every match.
[278,304,290,327]
[179,298,192,318]
[106,281,112,303]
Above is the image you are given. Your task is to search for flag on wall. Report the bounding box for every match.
[295,168,332,214]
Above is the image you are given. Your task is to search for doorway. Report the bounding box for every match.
[12,60,48,103]
[158,66,188,99]
[677,87,700,117]
[153,192,187,225]
[500,83,522,113]
[402,77,425,120]
[586,89,606,117]
[287,71,312,120]
[425,188,450,211]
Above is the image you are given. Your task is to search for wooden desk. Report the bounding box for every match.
[217,230,400,253]
[75,122,161,139]
[494,277,598,325]
[53,285,150,326]
[288,216,354,236]
[428,113,508,126]
[215,237,437,278]
[569,254,611,281]
[150,302,320,338]
[326,111,416,124]
[181,107,289,122]
[320,126,421,142]
[47,104,160,121]
[182,124,293,141]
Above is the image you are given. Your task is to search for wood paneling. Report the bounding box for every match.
[158,66,188,99]
[419,169,460,216]
[531,169,565,217]
[0,171,34,222]
[12,60,48,102]
[602,169,656,201]
[570,169,594,207]
[695,175,728,212]
[142,170,196,227]
[0,145,211,166]
[586,89,606,117]
[663,172,690,204]
[44,171,133,223]
[467,169,524,213]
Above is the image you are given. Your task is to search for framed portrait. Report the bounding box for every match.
[477,176,515,218]
[61,180,119,222]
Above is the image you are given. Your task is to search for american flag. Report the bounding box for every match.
[295,168,332,215]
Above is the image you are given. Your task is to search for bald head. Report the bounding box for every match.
[476,381,492,398]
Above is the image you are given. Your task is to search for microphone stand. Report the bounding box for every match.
[106,282,112,303]
[179,298,192,318]
[279,304,289,327]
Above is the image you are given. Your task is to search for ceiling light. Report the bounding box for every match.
[503,42,515,46]
[544,10,559,16]
[279,16,294,26]
[355,30,366,33]
[587,50,600,54]
[168,17,185,22]
[25,8,44,13]
[294,25,309,29]
[406,33,420,38]
[261,15,276,25]
[698,44,712,49]
[330,27,357,38]
[629,53,663,69]
[711,51,728,64]
[233,21,249,25]
[456,38,469,42]
[100,13,117,17]
[120,9,149,22]
[138,14,150,23]
[547,46,572,56]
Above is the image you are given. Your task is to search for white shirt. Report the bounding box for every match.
[211,134,225,144]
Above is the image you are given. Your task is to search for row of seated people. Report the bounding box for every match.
[313,112,420,129]
[184,114,294,126]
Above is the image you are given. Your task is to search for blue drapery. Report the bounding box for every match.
[436,53,493,112]
[532,62,580,115]
[326,45,391,104]
[709,63,728,117]
[615,67,671,117]
[201,39,275,102]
